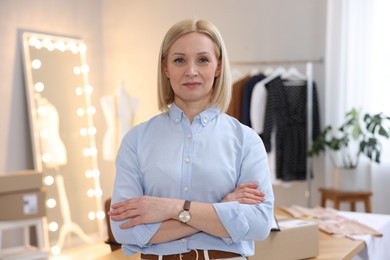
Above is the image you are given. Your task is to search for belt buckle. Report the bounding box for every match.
[179,249,199,260]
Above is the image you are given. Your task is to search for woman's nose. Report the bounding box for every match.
[185,63,198,77]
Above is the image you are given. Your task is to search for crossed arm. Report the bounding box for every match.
[109,183,265,244]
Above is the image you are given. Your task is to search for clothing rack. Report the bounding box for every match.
[230,57,323,66]
[230,58,323,207]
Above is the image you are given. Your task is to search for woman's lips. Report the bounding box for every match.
[183,82,201,88]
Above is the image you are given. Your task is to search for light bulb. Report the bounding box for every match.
[77,108,85,117]
[79,43,87,53]
[51,246,61,255]
[75,87,83,96]
[47,198,56,208]
[96,210,105,220]
[95,189,103,197]
[89,147,97,156]
[80,128,87,136]
[34,82,45,92]
[32,59,42,69]
[73,66,81,75]
[55,40,66,52]
[44,175,54,186]
[92,168,100,177]
[83,148,90,157]
[88,211,96,220]
[88,127,96,136]
[81,64,90,74]
[28,36,39,47]
[87,189,94,197]
[84,85,93,95]
[85,169,92,178]
[42,38,51,49]
[48,222,58,232]
[86,106,96,115]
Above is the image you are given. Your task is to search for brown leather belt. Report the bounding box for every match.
[141,249,242,260]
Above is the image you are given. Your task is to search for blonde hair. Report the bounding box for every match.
[157,18,232,112]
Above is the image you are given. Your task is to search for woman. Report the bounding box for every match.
[109,18,274,260]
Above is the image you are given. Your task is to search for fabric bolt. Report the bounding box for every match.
[111,103,274,256]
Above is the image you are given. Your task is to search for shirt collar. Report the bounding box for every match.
[168,103,220,126]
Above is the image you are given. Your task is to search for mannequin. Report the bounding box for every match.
[100,81,138,161]
[36,95,93,251]
[37,96,67,167]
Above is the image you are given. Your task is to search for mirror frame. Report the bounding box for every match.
[21,31,104,247]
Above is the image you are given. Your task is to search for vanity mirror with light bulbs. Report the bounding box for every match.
[21,32,104,251]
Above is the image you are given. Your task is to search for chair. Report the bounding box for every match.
[104,198,122,251]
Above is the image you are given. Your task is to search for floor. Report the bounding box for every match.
[49,242,112,260]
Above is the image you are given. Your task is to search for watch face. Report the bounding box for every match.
[179,211,191,223]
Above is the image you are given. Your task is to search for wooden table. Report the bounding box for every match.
[319,188,372,213]
[310,230,364,259]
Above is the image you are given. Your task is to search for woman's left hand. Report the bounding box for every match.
[222,183,265,204]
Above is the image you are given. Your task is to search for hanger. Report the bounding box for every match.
[249,68,260,76]
[281,67,306,80]
[258,66,286,86]
[263,67,274,76]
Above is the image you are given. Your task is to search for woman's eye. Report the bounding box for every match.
[199,57,209,63]
[174,58,185,63]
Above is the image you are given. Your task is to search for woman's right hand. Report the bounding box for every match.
[222,183,265,204]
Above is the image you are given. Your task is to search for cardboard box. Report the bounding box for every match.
[0,170,46,221]
[251,217,319,260]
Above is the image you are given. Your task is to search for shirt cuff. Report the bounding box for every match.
[213,201,249,243]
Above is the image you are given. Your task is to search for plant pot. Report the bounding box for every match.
[332,165,372,192]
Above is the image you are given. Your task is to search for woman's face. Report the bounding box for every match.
[163,32,221,109]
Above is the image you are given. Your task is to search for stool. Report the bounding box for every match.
[0,217,49,259]
[319,188,372,213]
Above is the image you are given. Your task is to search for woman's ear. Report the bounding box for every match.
[215,61,221,77]
[162,60,169,78]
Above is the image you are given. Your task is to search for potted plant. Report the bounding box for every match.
[309,108,390,190]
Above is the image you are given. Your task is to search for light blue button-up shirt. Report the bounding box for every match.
[111,103,274,256]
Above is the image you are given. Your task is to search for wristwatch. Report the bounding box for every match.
[179,200,191,223]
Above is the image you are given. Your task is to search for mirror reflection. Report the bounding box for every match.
[22,32,104,251]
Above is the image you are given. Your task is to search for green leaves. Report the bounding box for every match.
[309,108,390,168]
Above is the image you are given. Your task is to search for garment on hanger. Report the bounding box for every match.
[240,74,266,126]
[260,76,320,181]
[250,67,286,134]
[226,75,251,121]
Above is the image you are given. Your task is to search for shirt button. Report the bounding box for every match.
[175,118,179,122]
[184,187,189,192]
[185,158,191,163]
[202,119,207,124]
[187,134,192,139]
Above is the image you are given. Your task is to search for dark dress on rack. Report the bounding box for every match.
[240,74,266,126]
[260,76,320,181]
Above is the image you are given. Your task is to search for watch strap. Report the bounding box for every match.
[183,200,191,211]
